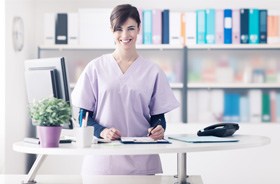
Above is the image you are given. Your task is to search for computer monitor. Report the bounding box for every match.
[24,57,73,129]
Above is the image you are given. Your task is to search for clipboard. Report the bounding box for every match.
[120,137,171,144]
[168,134,239,143]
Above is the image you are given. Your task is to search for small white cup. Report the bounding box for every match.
[75,126,94,148]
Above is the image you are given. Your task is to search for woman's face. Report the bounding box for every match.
[112,18,140,50]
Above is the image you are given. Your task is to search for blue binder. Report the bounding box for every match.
[224,9,232,44]
[206,9,216,44]
[196,10,206,44]
[143,10,153,44]
[259,9,267,43]
[162,9,169,44]
[249,9,259,44]
[240,9,249,44]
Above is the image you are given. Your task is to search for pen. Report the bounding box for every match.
[148,119,161,136]
[82,112,89,127]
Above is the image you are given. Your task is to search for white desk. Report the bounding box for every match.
[1,174,203,184]
[13,134,270,184]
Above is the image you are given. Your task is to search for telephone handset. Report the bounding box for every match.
[197,123,239,137]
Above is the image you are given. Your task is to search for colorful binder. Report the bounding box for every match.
[136,8,143,44]
[143,10,153,44]
[232,9,240,44]
[224,9,232,44]
[240,9,249,44]
[162,9,170,44]
[259,9,268,43]
[249,9,259,44]
[215,9,224,44]
[196,10,206,44]
[262,92,271,122]
[152,9,162,44]
[206,9,216,44]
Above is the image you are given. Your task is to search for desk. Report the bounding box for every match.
[13,135,270,184]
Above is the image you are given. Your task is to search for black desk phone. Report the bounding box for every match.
[197,123,239,137]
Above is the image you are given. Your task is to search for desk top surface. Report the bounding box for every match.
[13,134,270,156]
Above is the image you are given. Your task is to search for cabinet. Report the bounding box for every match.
[186,44,280,123]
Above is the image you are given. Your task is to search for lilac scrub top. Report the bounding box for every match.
[71,54,180,175]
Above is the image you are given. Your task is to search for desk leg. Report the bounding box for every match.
[176,153,188,184]
[22,154,47,184]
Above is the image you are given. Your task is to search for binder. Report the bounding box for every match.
[136,8,143,44]
[44,13,55,45]
[240,96,249,122]
[267,10,280,44]
[232,9,240,44]
[162,9,170,44]
[196,10,206,44]
[249,9,259,44]
[184,11,197,45]
[206,9,215,44]
[68,13,79,45]
[224,9,232,44]
[259,9,268,43]
[249,90,262,123]
[152,9,162,44]
[240,9,249,44]
[262,92,271,122]
[143,10,152,44]
[55,13,68,44]
[215,9,224,44]
[169,11,182,45]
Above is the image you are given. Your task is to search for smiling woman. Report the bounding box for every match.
[71,4,180,176]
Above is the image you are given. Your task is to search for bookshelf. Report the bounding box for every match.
[186,45,280,123]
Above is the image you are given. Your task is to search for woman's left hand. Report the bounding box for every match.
[148,125,165,140]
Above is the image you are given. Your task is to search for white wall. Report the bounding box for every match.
[4,0,37,174]
[0,0,6,174]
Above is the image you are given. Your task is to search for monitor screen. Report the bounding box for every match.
[24,57,73,129]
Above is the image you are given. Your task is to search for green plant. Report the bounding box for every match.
[30,97,71,126]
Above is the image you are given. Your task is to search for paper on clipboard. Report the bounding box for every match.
[120,137,170,144]
[168,134,239,143]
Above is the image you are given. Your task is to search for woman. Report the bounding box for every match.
[71,4,179,175]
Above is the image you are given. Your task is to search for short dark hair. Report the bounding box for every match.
[110,4,141,32]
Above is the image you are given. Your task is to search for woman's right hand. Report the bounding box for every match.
[100,128,121,140]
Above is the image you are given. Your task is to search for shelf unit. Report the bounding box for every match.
[186,44,280,123]
[39,44,280,123]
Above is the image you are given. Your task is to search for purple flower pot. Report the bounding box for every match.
[37,126,62,147]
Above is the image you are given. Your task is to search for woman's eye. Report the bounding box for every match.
[115,28,122,32]
[128,27,135,31]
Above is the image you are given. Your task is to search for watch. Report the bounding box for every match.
[12,16,24,52]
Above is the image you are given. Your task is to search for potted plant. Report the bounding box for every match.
[29,97,71,147]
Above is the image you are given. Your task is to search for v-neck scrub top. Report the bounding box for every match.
[71,54,180,175]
